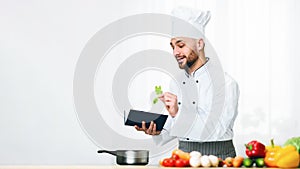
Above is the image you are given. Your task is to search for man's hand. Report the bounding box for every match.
[158,92,179,117]
[134,121,161,135]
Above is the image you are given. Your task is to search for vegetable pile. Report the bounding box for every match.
[264,138,300,168]
[159,136,300,168]
[159,149,219,167]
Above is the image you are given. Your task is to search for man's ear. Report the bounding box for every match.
[197,38,205,52]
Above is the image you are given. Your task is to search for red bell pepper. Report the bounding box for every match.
[245,140,266,158]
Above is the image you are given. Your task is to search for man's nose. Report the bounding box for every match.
[173,47,180,56]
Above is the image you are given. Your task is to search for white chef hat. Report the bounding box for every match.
[171,7,211,39]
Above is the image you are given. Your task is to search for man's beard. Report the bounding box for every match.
[177,50,198,69]
[177,57,197,70]
[186,58,197,68]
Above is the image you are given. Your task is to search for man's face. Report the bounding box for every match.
[170,37,199,69]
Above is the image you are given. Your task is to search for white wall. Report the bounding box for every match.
[1,0,300,165]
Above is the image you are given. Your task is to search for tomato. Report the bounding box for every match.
[182,159,190,167]
[175,158,186,167]
[162,158,175,167]
[171,154,180,160]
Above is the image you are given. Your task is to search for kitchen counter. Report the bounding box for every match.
[0,166,164,169]
[0,166,293,169]
[0,166,170,169]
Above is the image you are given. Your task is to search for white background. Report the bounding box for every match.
[1,0,300,165]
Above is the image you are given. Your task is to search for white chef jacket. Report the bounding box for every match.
[153,58,239,145]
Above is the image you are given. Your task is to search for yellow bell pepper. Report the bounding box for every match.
[275,145,300,168]
[264,139,281,167]
[266,139,282,151]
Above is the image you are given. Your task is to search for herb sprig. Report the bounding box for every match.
[153,86,163,104]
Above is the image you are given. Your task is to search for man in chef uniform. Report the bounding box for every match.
[135,7,239,159]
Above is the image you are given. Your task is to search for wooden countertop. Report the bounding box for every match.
[0,166,289,169]
[0,166,166,169]
[0,166,176,169]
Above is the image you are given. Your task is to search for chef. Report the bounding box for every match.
[135,7,240,159]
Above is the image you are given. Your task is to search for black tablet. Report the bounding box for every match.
[124,109,168,131]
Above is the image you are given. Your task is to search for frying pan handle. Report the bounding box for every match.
[97,150,118,156]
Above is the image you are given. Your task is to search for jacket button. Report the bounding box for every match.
[192,101,196,104]
[183,81,185,84]
[178,102,181,105]
[196,80,199,83]
[186,138,189,140]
